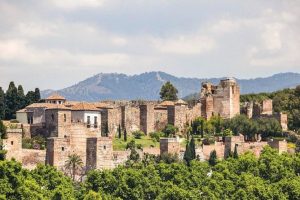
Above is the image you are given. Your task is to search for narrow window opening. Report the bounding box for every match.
[11,141,14,145]
[62,147,64,151]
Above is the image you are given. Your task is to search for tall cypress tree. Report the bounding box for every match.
[190,136,196,160]
[124,128,127,142]
[34,88,41,102]
[26,91,36,105]
[17,85,26,110]
[233,144,239,159]
[118,124,122,139]
[183,141,192,165]
[208,150,217,166]
[5,82,18,119]
[0,87,5,120]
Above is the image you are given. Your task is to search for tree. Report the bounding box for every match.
[0,87,5,120]
[295,85,300,96]
[84,190,102,200]
[5,82,18,119]
[183,142,192,165]
[124,128,127,142]
[34,88,41,102]
[65,154,83,181]
[208,150,217,166]
[190,137,196,160]
[233,144,239,159]
[163,124,178,137]
[17,85,26,110]
[118,124,122,139]
[159,81,178,101]
[26,91,36,105]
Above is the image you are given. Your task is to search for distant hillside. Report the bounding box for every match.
[41,72,300,101]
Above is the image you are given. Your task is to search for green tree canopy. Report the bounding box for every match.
[159,81,178,101]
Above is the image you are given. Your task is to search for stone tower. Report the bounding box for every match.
[200,78,240,119]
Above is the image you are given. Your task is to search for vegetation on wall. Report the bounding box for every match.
[0,82,41,120]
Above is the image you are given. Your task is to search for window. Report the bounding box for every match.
[59,101,61,104]
[11,141,13,145]
[51,114,54,121]
[104,145,106,150]
[94,116,98,128]
[64,114,66,122]
[87,116,91,128]
[62,147,64,151]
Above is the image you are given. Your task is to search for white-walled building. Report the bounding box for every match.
[71,102,101,129]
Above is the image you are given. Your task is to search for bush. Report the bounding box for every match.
[162,124,178,137]
[132,130,145,139]
[149,131,163,142]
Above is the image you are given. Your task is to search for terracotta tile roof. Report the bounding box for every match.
[175,99,187,105]
[46,93,66,100]
[71,102,100,111]
[158,100,175,107]
[16,108,27,112]
[26,103,70,110]
[93,102,113,109]
[64,101,80,107]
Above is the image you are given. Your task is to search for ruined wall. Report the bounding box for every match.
[154,108,168,131]
[27,107,46,124]
[140,104,154,135]
[201,96,214,119]
[121,105,140,133]
[22,149,46,170]
[160,138,181,155]
[2,129,23,162]
[274,113,288,131]
[261,99,273,115]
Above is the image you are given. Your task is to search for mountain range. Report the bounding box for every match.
[41,72,300,101]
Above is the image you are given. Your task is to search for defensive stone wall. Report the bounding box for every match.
[154,108,168,131]
[22,149,46,170]
[160,138,181,155]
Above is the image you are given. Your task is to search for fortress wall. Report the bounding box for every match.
[22,149,46,170]
[2,129,23,162]
[154,108,168,131]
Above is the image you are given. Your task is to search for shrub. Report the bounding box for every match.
[149,131,163,142]
[132,130,145,139]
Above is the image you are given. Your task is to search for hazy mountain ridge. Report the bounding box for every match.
[41,72,300,101]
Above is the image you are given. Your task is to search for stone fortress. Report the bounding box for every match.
[2,78,288,170]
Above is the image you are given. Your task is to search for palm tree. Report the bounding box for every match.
[65,153,83,181]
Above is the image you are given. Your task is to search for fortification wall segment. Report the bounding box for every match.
[22,149,46,170]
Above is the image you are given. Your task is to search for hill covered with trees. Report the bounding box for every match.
[0,82,41,120]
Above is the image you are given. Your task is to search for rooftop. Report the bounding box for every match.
[46,93,66,100]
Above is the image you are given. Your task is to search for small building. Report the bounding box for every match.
[45,93,66,104]
[71,102,101,129]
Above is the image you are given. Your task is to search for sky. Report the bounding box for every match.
[0,0,299,91]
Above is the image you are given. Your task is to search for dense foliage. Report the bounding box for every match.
[2,146,300,199]
[0,82,41,120]
[159,81,178,101]
[191,115,282,141]
[241,86,300,132]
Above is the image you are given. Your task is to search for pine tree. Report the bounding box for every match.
[0,87,5,120]
[159,81,178,101]
[124,128,127,142]
[5,82,18,119]
[233,144,239,159]
[118,124,122,139]
[190,136,196,160]
[208,150,217,166]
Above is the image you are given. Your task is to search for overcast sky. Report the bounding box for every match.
[0,0,299,90]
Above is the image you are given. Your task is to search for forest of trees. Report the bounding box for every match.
[240,85,300,132]
[0,82,41,120]
[1,146,300,199]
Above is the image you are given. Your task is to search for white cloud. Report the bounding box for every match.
[50,0,106,10]
[152,35,216,55]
